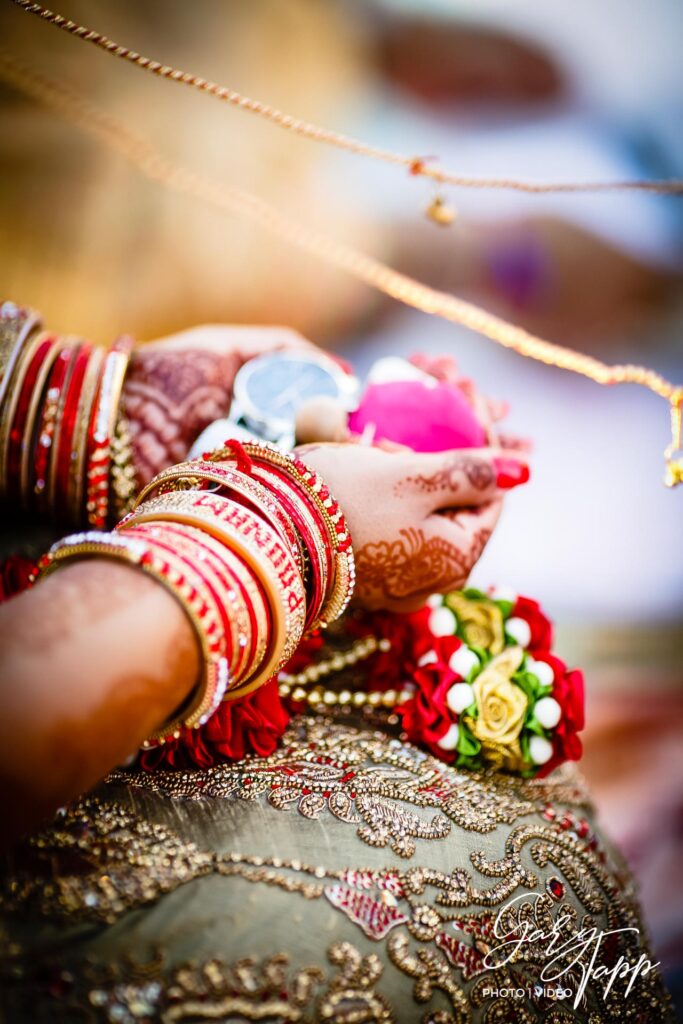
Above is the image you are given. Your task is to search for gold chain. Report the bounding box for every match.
[8,0,683,198]
[0,47,681,485]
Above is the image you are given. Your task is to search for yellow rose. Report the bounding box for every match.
[445,593,505,654]
[468,647,528,757]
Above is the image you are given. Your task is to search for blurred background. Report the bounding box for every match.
[1,0,682,1011]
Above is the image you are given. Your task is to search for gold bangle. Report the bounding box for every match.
[109,412,137,522]
[86,337,133,528]
[0,300,41,408]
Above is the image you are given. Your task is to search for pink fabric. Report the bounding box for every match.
[348,380,486,452]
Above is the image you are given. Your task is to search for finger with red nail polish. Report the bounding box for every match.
[493,457,530,490]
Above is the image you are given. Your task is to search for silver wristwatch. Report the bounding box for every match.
[190,350,358,455]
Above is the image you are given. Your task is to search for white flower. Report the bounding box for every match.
[526,658,554,687]
[505,616,531,647]
[448,646,480,680]
[429,606,457,637]
[446,682,475,715]
[437,723,460,751]
[534,696,562,729]
[529,735,554,765]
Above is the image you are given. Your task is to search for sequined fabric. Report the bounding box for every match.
[0,716,673,1022]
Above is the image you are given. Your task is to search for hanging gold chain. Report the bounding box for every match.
[0,48,681,485]
[8,0,683,198]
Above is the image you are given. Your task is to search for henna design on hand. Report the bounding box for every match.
[395,455,494,497]
[122,348,240,486]
[354,526,492,602]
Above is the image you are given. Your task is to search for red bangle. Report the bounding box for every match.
[135,460,305,579]
[243,444,355,626]
[31,343,73,510]
[248,464,328,630]
[125,521,238,676]
[5,334,58,505]
[158,521,272,686]
[53,343,92,519]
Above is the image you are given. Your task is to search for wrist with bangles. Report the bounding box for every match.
[0,300,136,527]
[37,438,356,750]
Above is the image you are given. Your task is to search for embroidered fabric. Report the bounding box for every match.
[0,716,673,1022]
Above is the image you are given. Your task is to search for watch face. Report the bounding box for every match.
[236,352,354,434]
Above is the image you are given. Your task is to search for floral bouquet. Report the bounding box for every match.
[397,587,585,777]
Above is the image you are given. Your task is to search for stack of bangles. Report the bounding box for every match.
[37,439,355,748]
[0,299,137,526]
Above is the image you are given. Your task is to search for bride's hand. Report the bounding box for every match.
[296,442,529,612]
[122,325,318,485]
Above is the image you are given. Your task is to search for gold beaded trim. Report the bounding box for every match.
[277,634,413,711]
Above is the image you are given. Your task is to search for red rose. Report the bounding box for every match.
[513,595,554,651]
[0,555,36,603]
[534,661,585,777]
[399,636,463,762]
[139,679,289,770]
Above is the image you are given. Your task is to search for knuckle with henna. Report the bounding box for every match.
[394,454,494,497]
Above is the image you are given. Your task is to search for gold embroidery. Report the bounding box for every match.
[0,797,213,923]
[1,718,673,1022]
[321,942,395,1023]
[106,718,593,858]
[1,944,395,1023]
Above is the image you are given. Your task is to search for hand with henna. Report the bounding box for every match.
[122,325,318,487]
[296,442,530,612]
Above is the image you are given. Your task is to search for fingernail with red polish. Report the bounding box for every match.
[494,458,530,490]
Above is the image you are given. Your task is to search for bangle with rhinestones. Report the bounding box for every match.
[0,300,42,409]
[31,343,74,512]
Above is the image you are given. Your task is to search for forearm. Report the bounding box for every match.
[0,560,198,843]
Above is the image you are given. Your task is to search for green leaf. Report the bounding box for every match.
[523,715,548,738]
[469,645,489,664]
[457,724,481,757]
[520,731,531,762]
[495,599,514,617]
[512,671,538,702]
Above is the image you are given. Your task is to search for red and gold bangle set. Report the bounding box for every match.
[37,439,355,748]
[0,301,136,526]
[4,301,355,748]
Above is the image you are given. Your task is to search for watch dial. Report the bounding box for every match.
[245,356,340,422]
